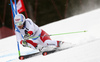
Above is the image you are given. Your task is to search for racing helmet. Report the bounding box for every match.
[14,14,25,26]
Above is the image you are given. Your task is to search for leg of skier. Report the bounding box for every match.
[39,30,74,50]
[37,30,64,51]
[20,30,64,51]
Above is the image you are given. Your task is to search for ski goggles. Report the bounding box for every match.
[15,21,23,26]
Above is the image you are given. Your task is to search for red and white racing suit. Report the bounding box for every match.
[15,18,60,49]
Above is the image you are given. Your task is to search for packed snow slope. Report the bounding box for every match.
[0,8,100,62]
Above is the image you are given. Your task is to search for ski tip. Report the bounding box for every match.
[19,56,24,60]
[42,52,47,56]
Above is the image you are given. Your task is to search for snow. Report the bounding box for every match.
[0,9,100,62]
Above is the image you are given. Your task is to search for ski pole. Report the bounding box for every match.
[29,30,87,39]
[10,0,21,57]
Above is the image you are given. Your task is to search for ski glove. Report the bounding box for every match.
[24,34,30,40]
[22,40,28,47]
[24,31,33,40]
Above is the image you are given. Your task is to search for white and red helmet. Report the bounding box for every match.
[14,14,25,26]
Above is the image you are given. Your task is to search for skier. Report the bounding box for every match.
[14,14,64,51]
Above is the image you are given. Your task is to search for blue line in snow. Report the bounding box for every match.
[0,53,18,58]
[6,58,17,62]
[0,50,37,58]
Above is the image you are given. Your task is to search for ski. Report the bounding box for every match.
[42,42,76,56]
[42,46,74,56]
[19,52,41,60]
[42,49,56,56]
[42,40,95,56]
[19,42,75,60]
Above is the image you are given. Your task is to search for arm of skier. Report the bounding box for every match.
[15,30,23,43]
[15,30,28,47]
[24,19,35,39]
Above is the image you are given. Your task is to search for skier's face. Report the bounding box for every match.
[18,25,23,29]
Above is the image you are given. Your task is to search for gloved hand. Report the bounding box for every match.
[24,34,30,40]
[24,31,33,40]
[22,40,28,47]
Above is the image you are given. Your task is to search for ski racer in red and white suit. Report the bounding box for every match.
[15,14,63,51]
